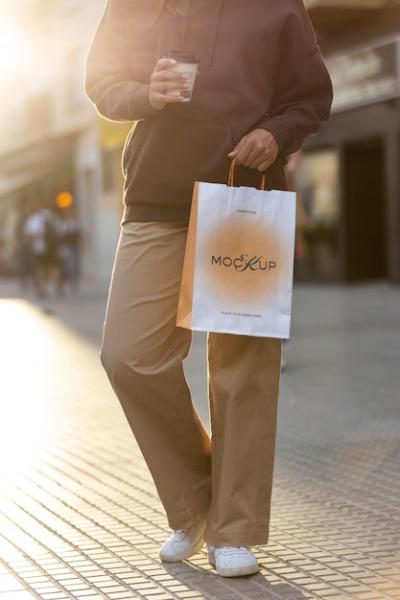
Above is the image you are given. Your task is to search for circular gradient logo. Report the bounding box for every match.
[201,217,288,302]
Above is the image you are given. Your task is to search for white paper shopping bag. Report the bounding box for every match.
[177,159,297,339]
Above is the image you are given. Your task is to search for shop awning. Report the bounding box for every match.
[0,172,36,200]
[0,136,75,200]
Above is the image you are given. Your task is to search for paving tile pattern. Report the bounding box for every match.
[0,283,399,599]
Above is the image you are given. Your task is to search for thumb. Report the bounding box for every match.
[227,149,238,157]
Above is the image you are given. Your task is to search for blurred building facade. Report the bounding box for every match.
[2,0,399,285]
[0,0,125,283]
[299,0,400,283]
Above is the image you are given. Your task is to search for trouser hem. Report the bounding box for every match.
[166,490,211,530]
[204,529,270,547]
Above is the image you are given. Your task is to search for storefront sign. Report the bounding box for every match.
[327,38,400,112]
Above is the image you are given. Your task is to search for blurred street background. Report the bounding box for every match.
[1,0,400,599]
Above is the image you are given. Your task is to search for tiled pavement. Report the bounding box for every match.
[0,281,399,600]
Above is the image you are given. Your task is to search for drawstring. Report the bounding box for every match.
[180,0,192,49]
[208,0,223,67]
[179,0,223,67]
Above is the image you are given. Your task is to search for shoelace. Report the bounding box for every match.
[173,529,187,541]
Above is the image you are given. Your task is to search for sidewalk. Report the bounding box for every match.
[0,280,399,600]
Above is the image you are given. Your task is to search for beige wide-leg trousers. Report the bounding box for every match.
[100,221,282,547]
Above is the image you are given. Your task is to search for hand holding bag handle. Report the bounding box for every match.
[227,157,266,191]
[226,157,274,220]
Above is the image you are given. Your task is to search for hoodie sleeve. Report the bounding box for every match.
[85,0,160,121]
[256,0,333,157]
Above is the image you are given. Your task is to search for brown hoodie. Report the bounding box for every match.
[85,0,333,223]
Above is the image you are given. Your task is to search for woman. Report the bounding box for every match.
[85,0,333,578]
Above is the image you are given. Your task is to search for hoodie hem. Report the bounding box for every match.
[121,201,192,225]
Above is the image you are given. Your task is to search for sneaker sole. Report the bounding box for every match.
[216,564,260,577]
[208,551,259,577]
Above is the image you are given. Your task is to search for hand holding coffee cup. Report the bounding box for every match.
[164,50,199,102]
[149,52,199,110]
[149,57,189,110]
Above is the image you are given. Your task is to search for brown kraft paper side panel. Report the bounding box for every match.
[176,181,200,330]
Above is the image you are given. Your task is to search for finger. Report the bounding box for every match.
[257,159,272,172]
[246,146,267,169]
[152,81,188,93]
[153,92,186,104]
[250,156,268,170]
[236,141,256,167]
[231,138,252,165]
[227,135,248,159]
[152,69,186,82]
[227,145,240,158]
[154,58,178,72]
[257,144,278,169]
[249,151,274,170]
[151,75,185,92]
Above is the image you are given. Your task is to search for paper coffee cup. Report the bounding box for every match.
[165,50,199,102]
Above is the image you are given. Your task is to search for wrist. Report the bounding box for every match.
[149,92,164,111]
[142,85,164,114]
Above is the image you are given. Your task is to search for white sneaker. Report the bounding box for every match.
[207,544,259,577]
[159,519,206,562]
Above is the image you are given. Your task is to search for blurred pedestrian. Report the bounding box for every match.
[23,208,62,299]
[0,239,6,277]
[85,0,333,578]
[14,214,33,291]
[57,209,83,293]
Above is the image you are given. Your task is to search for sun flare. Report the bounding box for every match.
[0,21,32,79]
